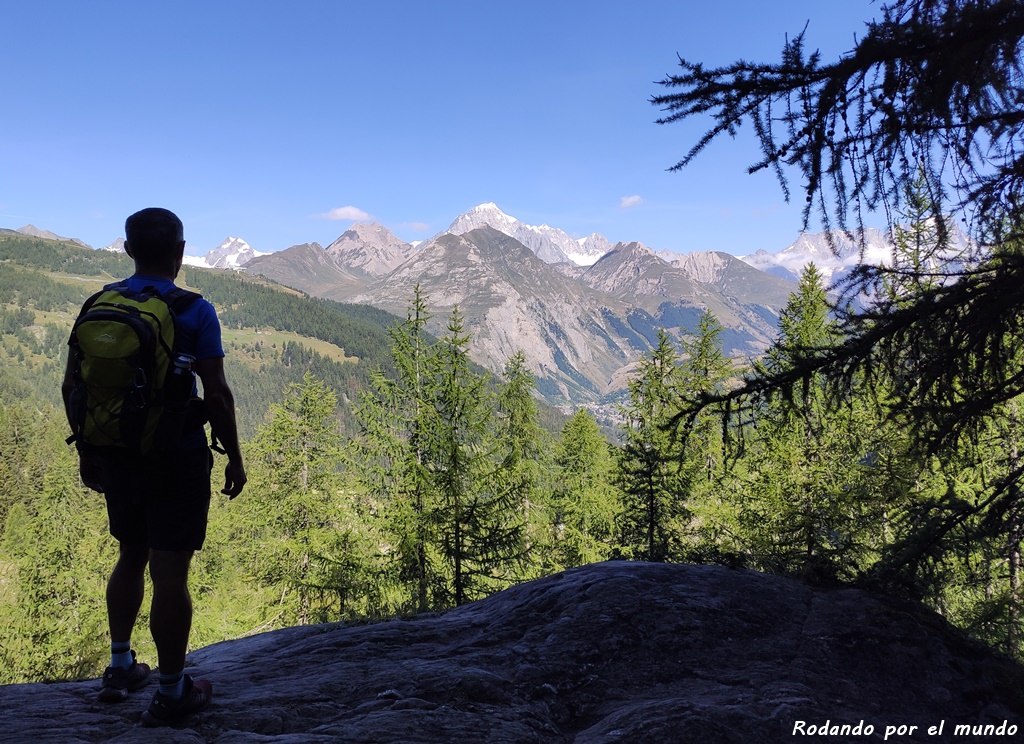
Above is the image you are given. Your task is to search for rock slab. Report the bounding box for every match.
[1,562,1021,743]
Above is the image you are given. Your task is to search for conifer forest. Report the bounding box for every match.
[2,0,1024,685]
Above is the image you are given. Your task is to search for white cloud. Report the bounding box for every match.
[403,221,430,231]
[620,195,643,209]
[316,206,372,221]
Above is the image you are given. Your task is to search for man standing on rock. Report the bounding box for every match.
[62,207,246,727]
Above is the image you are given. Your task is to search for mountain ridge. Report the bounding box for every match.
[237,215,801,402]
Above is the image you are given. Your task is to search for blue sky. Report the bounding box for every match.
[1,1,881,258]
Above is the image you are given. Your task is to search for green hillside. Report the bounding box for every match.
[0,234,401,438]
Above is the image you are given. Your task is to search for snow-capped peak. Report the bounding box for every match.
[182,237,267,270]
[447,203,612,266]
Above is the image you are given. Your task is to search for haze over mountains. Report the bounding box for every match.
[7,205,916,403]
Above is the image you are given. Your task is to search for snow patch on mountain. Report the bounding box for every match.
[739,228,892,284]
[739,224,973,287]
[183,237,267,269]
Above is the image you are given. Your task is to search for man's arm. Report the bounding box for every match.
[195,356,246,499]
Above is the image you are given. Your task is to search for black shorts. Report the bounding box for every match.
[95,446,213,551]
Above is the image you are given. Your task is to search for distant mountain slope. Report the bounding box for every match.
[237,224,801,401]
[244,241,369,299]
[350,226,641,401]
[16,224,91,249]
[582,244,792,358]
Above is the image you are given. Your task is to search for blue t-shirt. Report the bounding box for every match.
[107,274,225,449]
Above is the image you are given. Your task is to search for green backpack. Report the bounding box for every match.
[65,282,202,455]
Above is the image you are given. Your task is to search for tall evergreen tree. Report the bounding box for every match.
[495,351,544,575]
[351,286,439,612]
[246,372,351,625]
[674,310,734,559]
[736,265,887,579]
[548,408,620,570]
[616,329,687,561]
[0,405,111,683]
[430,306,523,605]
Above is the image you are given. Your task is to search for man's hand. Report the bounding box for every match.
[222,458,246,499]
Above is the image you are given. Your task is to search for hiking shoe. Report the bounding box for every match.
[97,651,151,702]
[140,675,213,727]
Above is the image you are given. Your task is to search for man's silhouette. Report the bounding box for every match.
[62,207,246,726]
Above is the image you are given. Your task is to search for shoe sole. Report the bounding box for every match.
[97,686,129,703]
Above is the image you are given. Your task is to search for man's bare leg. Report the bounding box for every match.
[148,549,194,678]
[107,543,149,646]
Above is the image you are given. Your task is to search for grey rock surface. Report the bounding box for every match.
[1,562,1021,743]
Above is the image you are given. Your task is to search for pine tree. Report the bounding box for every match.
[735,265,887,579]
[0,406,111,683]
[350,286,439,612]
[495,351,545,576]
[246,372,352,625]
[616,329,687,561]
[674,310,734,561]
[548,408,620,570]
[429,306,523,605]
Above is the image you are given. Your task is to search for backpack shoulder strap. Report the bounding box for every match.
[137,285,203,315]
[164,287,203,315]
[72,287,113,325]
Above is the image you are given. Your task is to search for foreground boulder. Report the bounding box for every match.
[1,561,1021,743]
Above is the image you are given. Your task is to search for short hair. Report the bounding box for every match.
[124,208,184,265]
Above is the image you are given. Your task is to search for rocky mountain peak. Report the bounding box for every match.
[448,203,523,239]
[184,237,264,270]
[580,241,666,295]
[671,250,731,283]
[16,224,90,248]
[326,222,414,278]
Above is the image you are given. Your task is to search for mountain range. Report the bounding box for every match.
[234,205,798,402]
[9,205,917,404]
